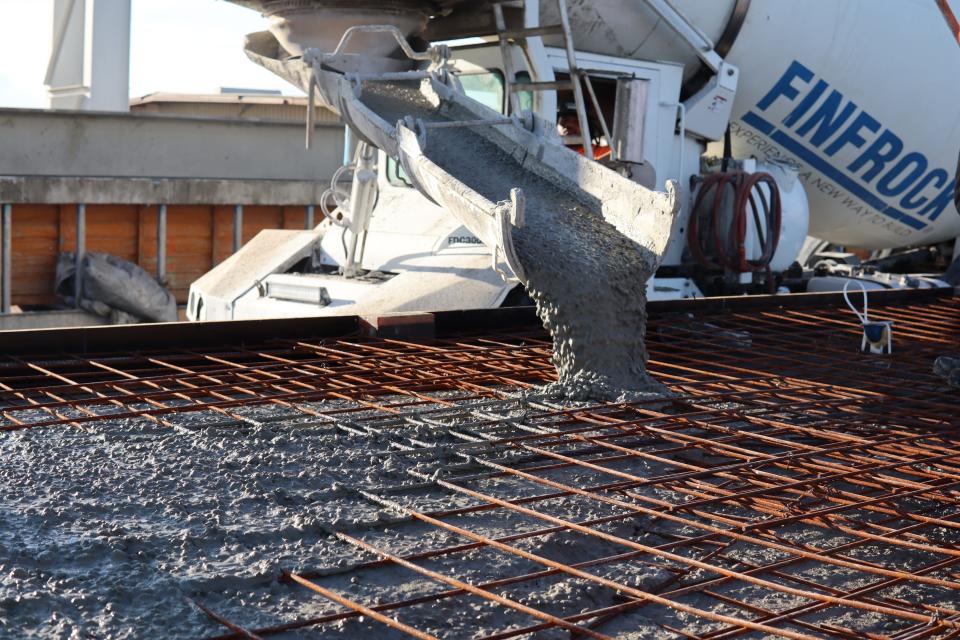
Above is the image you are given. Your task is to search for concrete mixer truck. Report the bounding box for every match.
[187,0,960,321]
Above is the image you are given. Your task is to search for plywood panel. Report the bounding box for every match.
[10,206,60,306]
[212,205,290,264]
[282,206,309,229]
[212,206,235,266]
[243,207,284,242]
[85,206,138,262]
[165,206,215,302]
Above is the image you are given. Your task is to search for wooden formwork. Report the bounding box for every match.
[3,204,316,306]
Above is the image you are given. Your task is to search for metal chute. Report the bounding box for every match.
[242,25,679,286]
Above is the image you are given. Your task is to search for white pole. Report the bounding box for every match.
[233,205,243,253]
[47,0,131,111]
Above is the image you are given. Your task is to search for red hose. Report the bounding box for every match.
[687,171,782,274]
[935,0,960,46]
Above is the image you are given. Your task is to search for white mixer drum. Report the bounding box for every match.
[546,0,960,249]
[724,0,960,249]
[539,0,742,83]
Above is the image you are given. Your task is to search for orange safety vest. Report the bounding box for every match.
[570,144,612,160]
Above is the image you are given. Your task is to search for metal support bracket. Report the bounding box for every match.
[492,188,527,283]
[683,61,739,141]
[321,25,449,68]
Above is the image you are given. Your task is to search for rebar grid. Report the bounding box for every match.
[3,295,960,638]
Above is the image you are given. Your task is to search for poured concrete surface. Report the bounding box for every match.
[2,394,950,639]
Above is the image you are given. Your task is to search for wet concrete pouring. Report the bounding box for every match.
[360,81,668,401]
[2,292,960,639]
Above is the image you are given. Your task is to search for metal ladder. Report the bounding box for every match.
[492,0,593,157]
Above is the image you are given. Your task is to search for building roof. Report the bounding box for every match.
[129,92,341,125]
[130,92,306,108]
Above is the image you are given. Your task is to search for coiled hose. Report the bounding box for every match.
[687,171,782,279]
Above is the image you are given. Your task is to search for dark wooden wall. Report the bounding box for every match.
[6,205,312,306]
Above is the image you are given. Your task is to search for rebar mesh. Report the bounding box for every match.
[3,295,959,638]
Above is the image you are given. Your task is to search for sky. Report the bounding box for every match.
[1,0,959,110]
[0,0,299,109]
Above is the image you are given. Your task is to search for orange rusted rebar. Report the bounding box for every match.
[5,292,960,639]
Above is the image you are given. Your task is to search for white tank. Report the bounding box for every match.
[541,1,736,83]
[548,0,960,249]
